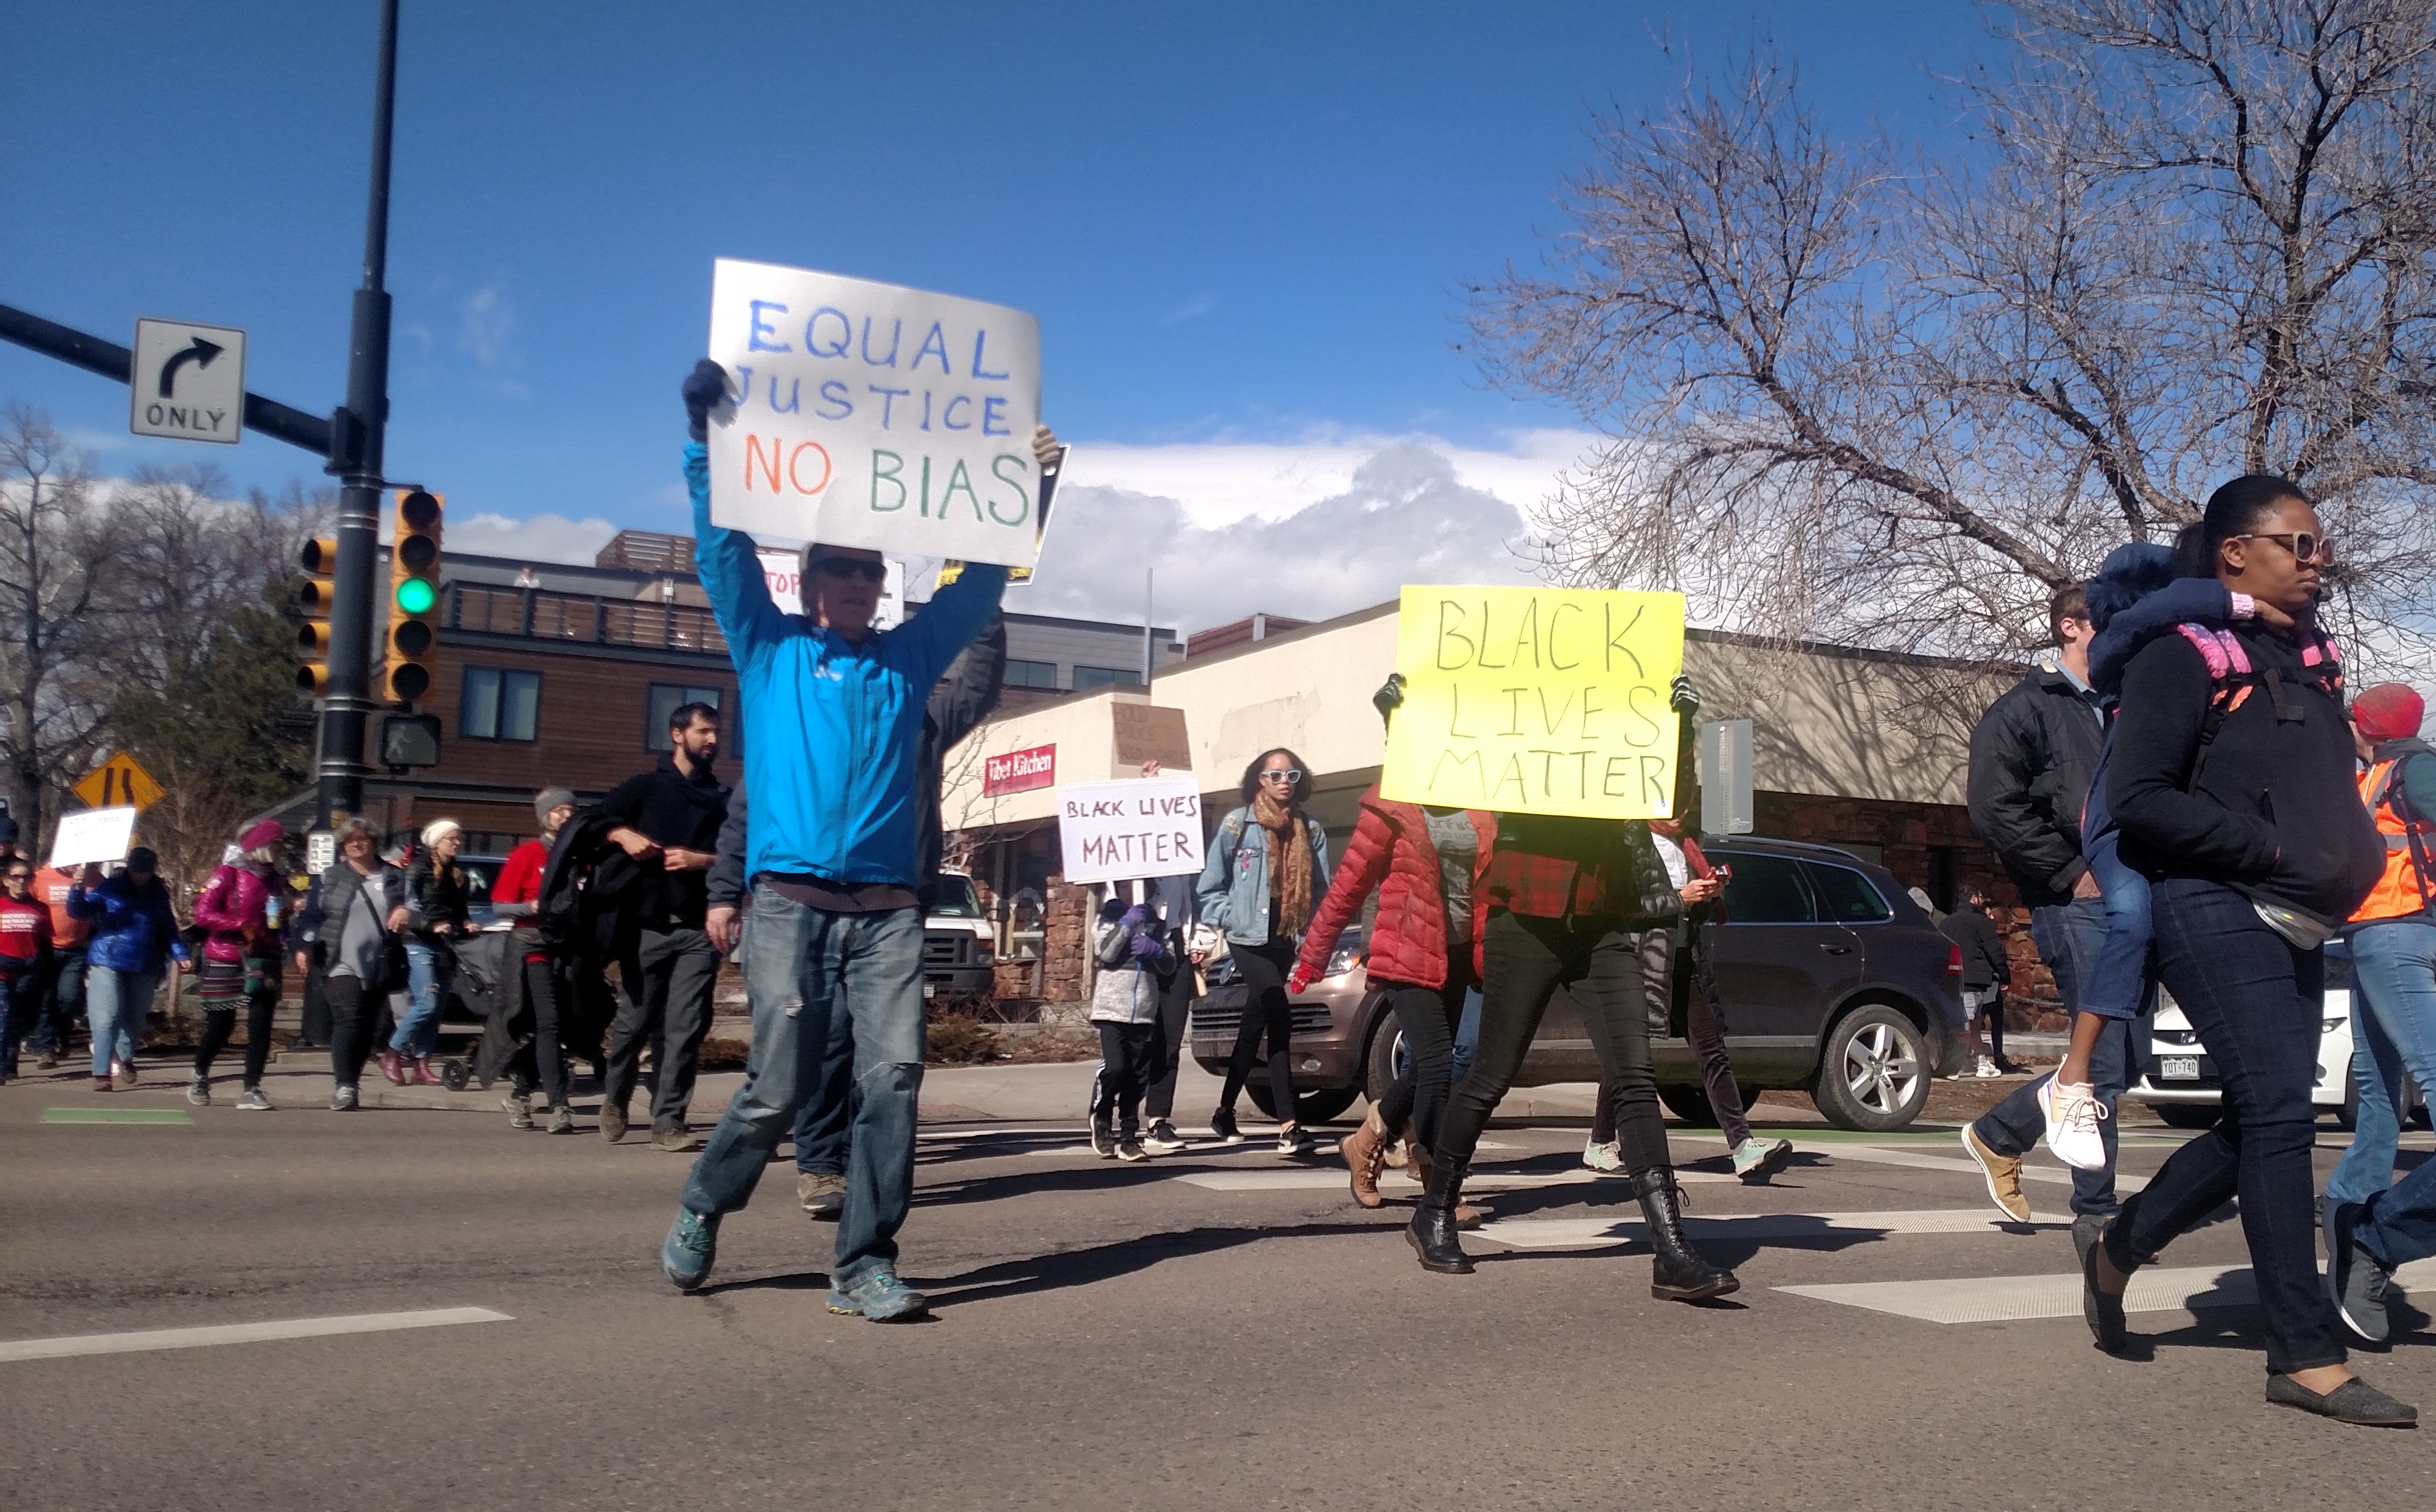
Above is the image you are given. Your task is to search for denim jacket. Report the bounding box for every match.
[1195,805,1332,948]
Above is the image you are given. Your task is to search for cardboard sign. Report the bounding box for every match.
[983,744,1056,797]
[1378,585,1687,820]
[49,807,139,868]
[1056,776,1204,884]
[1111,704,1192,771]
[705,260,1043,567]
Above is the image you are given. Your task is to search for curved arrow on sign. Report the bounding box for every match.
[157,337,224,396]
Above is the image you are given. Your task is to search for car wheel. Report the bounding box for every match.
[2338,1067,2361,1133]
[2154,1103,2220,1130]
[1245,1083,1361,1125]
[1363,1017,1407,1110]
[1658,1083,1726,1127]
[1810,1004,1930,1132]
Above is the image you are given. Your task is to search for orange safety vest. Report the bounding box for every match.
[2352,752,2436,924]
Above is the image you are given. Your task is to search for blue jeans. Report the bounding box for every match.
[2104,878,2343,1374]
[791,989,855,1176]
[2326,919,2436,1267]
[1973,896,2138,1217]
[1450,986,1482,1085]
[389,940,448,1056]
[682,886,926,1289]
[85,966,160,1078]
[2079,824,2152,1023]
[33,948,86,1054]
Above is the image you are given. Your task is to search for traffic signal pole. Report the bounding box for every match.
[317,0,402,828]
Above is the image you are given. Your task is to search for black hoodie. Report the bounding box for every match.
[2108,621,2382,926]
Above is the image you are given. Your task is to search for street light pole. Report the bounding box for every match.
[317,0,401,827]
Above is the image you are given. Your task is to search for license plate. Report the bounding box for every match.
[2159,1056,2199,1081]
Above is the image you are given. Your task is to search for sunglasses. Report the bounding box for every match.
[3,872,29,883]
[812,557,887,584]
[2232,531,2334,566]
[1259,768,1303,783]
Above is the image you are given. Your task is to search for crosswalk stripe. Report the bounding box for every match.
[1822,1141,2149,1193]
[0,1307,513,1364]
[1470,1206,2060,1250]
[1778,1258,2436,1324]
[1171,1167,1741,1193]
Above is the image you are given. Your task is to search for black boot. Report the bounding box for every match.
[1406,1150,1474,1274]
[1632,1167,1738,1301]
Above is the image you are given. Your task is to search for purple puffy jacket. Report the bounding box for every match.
[192,862,275,963]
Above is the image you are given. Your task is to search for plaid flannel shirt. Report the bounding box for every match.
[1482,816,1633,921]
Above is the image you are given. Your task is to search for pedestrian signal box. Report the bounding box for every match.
[294,536,340,695]
[384,489,443,702]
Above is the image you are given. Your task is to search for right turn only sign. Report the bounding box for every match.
[130,318,247,445]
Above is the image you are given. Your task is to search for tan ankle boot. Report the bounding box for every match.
[1341,1107,1388,1208]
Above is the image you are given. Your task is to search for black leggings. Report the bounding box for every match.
[1371,948,1476,1153]
[1219,938,1300,1122]
[506,956,571,1107]
[195,988,276,1089]
[326,973,377,1091]
[1440,911,1673,1176]
[1591,929,1751,1148]
[1977,992,2009,1063]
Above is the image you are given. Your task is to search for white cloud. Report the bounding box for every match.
[1011,441,1553,633]
[1160,291,1219,326]
[1067,426,1594,531]
[445,510,619,564]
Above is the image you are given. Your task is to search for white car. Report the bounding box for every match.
[2128,941,2426,1130]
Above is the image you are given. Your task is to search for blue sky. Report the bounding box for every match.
[3,1,1998,619]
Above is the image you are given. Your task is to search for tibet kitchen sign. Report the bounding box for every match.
[983,744,1056,798]
[706,260,1043,567]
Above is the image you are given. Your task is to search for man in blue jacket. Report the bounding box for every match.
[659,360,1014,1321]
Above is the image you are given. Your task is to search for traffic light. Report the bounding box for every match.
[294,536,339,695]
[383,489,443,703]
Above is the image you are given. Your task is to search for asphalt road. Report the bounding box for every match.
[3,1057,2432,1511]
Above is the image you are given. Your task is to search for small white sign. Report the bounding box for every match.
[51,807,139,869]
[130,319,246,445]
[705,259,1042,567]
[305,830,337,877]
[759,549,904,627]
[1055,776,1204,885]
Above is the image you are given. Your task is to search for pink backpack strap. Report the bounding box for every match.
[2171,622,2246,679]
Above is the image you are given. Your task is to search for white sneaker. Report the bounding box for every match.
[234,1087,272,1112]
[2039,1076,2110,1171]
[1581,1137,1623,1173]
[1974,1056,2001,1078]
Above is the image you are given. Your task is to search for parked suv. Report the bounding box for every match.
[1189,836,1965,1131]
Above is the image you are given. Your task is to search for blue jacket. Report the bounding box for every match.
[67,873,191,975]
[2089,574,2234,698]
[1195,805,1332,948]
[687,443,1007,886]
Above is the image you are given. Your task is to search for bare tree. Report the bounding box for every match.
[1466,0,2436,671]
[0,405,119,846]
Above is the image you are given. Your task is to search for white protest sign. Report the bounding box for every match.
[1055,776,1204,885]
[760,549,904,627]
[50,807,138,868]
[706,259,1042,567]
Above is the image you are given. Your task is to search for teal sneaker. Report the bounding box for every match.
[827,1268,930,1322]
[661,1208,720,1291]
[1730,1136,1793,1183]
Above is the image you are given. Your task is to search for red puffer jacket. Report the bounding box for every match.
[191,862,275,963]
[1294,786,1496,990]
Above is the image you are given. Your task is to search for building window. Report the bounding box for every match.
[646,683,722,752]
[1072,665,1140,691]
[461,666,541,742]
[1005,659,1059,690]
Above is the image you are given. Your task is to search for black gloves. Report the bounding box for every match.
[682,359,729,443]
[1670,674,1700,718]
[1372,671,1407,728]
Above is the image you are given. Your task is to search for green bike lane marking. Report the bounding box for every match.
[40,1107,193,1125]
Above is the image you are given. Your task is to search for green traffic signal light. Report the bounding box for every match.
[394,576,437,615]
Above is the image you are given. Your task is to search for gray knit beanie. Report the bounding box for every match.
[534,787,576,824]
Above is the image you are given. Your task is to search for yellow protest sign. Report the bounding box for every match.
[74,753,166,813]
[1378,585,1686,820]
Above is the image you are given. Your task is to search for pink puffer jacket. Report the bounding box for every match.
[192,862,275,963]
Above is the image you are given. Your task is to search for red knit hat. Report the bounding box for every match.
[2352,683,2427,743]
[237,818,287,852]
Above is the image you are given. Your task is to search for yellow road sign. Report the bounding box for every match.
[74,753,166,812]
